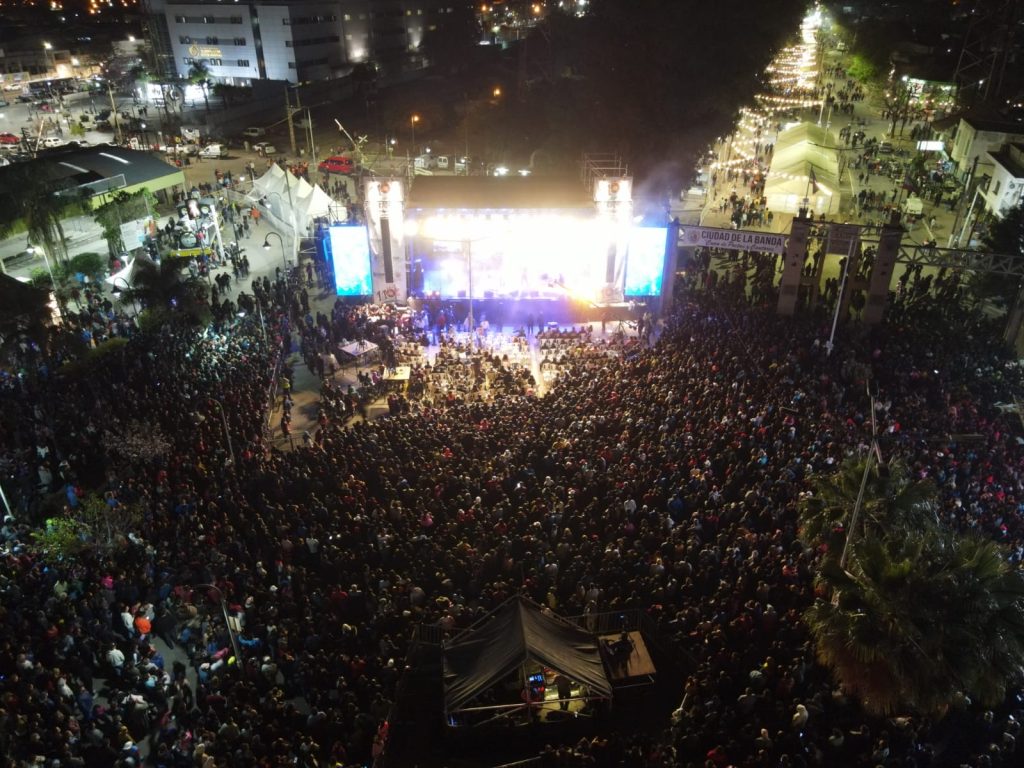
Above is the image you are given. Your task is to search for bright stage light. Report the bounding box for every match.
[407,211,630,302]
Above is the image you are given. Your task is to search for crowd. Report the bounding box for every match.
[1,249,1024,768]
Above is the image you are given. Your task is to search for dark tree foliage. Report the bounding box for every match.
[421,3,483,76]
[510,0,805,194]
[974,204,1024,304]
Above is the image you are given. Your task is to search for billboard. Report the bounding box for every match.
[327,226,373,296]
[624,227,667,296]
[364,180,407,304]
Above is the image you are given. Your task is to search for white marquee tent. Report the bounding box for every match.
[765,122,840,215]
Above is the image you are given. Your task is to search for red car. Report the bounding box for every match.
[0,132,20,145]
[318,155,355,175]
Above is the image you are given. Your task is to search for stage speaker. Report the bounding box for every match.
[606,243,617,283]
[380,217,394,284]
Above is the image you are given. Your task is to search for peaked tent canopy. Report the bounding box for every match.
[765,122,840,215]
[442,597,612,713]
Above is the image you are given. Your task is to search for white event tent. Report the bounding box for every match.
[765,122,840,216]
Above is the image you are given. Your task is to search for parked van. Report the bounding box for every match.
[435,155,450,171]
[199,143,227,159]
[242,126,266,139]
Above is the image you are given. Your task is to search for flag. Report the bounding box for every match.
[808,167,819,194]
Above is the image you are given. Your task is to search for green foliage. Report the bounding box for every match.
[0,164,90,263]
[77,494,143,551]
[188,60,212,111]
[93,189,154,257]
[984,203,1024,258]
[799,457,938,550]
[970,204,1024,305]
[69,252,107,281]
[802,456,1024,716]
[846,54,879,84]
[57,337,129,378]
[29,267,53,290]
[29,494,144,561]
[125,257,210,326]
[805,531,1024,717]
[69,122,86,138]
[420,4,482,75]
[31,517,87,562]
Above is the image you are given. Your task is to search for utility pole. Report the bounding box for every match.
[286,87,299,157]
[305,107,316,165]
[107,82,123,144]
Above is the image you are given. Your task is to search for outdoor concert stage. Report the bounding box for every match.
[316,176,677,319]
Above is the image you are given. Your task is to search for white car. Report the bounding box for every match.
[40,136,65,148]
[253,141,277,156]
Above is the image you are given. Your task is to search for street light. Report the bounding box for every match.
[111,276,138,317]
[207,397,236,468]
[492,86,502,99]
[263,231,288,271]
[410,113,420,150]
[42,42,54,76]
[27,244,57,290]
[196,583,244,672]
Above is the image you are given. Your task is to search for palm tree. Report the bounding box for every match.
[124,256,210,325]
[799,457,938,554]
[188,60,212,112]
[805,530,1024,717]
[0,164,90,264]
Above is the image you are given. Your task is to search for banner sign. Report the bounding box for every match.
[363,180,407,304]
[827,223,860,254]
[678,226,786,254]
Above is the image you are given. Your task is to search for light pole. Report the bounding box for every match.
[263,231,287,272]
[238,307,267,345]
[112,276,138,317]
[410,113,420,152]
[196,583,244,671]
[27,244,57,290]
[208,397,236,467]
[42,42,53,77]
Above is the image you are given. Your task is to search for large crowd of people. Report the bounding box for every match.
[2,251,1024,768]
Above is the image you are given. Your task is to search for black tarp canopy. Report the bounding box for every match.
[442,598,613,713]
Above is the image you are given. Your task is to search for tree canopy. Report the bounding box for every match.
[0,164,90,263]
[801,456,1024,717]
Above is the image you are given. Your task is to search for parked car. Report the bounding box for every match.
[0,98,8,108]
[161,143,199,156]
[253,141,277,156]
[318,155,355,175]
[243,126,266,138]
[199,143,226,159]
[0,132,21,145]
[39,136,65,148]
[878,141,894,155]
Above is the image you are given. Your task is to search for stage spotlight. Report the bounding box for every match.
[404,219,420,238]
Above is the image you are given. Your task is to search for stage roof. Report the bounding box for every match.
[442,597,612,712]
[407,176,592,210]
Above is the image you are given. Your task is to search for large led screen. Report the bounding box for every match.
[624,227,667,296]
[328,226,373,296]
[410,215,615,302]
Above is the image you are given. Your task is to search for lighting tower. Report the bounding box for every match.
[952,0,1020,107]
